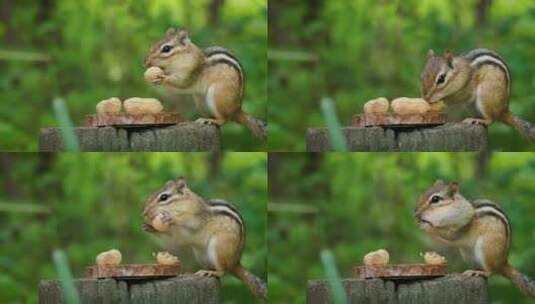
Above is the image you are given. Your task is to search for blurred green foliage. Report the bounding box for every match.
[0,152,267,303]
[0,0,267,151]
[269,152,535,303]
[269,0,535,151]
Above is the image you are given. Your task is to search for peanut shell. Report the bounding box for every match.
[363,97,389,114]
[96,249,122,266]
[96,97,122,114]
[155,251,180,265]
[391,97,431,115]
[144,66,164,84]
[123,97,163,115]
[363,249,390,266]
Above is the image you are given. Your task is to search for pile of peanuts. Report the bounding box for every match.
[96,97,163,115]
[363,97,445,115]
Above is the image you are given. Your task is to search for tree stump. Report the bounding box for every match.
[39,122,220,152]
[306,274,488,304]
[39,274,220,304]
[306,123,487,152]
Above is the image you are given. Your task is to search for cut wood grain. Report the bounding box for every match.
[351,112,446,127]
[86,264,180,279]
[85,112,180,127]
[353,264,447,280]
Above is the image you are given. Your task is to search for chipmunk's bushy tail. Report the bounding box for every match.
[501,112,535,141]
[235,110,267,141]
[231,264,267,302]
[502,263,535,298]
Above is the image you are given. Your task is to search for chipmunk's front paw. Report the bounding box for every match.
[462,118,489,126]
[159,211,174,225]
[195,270,222,279]
[151,74,166,85]
[463,270,490,278]
[151,211,174,232]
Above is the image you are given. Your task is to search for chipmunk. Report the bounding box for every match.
[144,28,267,140]
[420,49,535,140]
[142,178,267,301]
[415,180,535,298]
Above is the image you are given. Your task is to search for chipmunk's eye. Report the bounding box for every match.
[159,193,169,202]
[436,73,446,85]
[161,45,173,53]
[430,195,442,203]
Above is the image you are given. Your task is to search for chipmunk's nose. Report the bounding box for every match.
[142,223,156,232]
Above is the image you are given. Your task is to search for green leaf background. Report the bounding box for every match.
[0,152,267,303]
[269,0,535,151]
[269,152,535,303]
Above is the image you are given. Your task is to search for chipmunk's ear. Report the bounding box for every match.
[433,179,445,186]
[427,49,435,59]
[165,27,178,37]
[447,181,459,196]
[176,28,190,46]
[444,50,454,68]
[175,177,187,189]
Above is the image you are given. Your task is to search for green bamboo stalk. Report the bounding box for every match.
[52,250,80,304]
[52,98,80,152]
[320,98,348,151]
[320,249,348,304]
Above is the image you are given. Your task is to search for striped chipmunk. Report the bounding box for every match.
[142,178,267,301]
[414,180,535,298]
[143,28,267,140]
[420,49,535,140]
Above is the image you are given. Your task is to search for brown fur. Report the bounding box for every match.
[420,49,535,140]
[144,28,267,140]
[501,112,535,140]
[142,178,267,300]
[232,265,268,301]
[502,264,535,298]
[415,181,534,298]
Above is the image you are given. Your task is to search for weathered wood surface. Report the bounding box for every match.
[307,274,488,304]
[352,112,446,127]
[306,123,487,152]
[85,113,180,127]
[86,264,181,279]
[353,264,447,280]
[39,122,220,152]
[39,274,220,304]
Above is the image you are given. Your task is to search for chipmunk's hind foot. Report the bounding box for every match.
[463,269,491,278]
[462,118,491,126]
[195,270,223,279]
[195,118,224,127]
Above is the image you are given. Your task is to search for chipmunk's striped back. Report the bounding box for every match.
[463,48,511,94]
[472,199,511,248]
[207,198,245,239]
[204,47,245,96]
